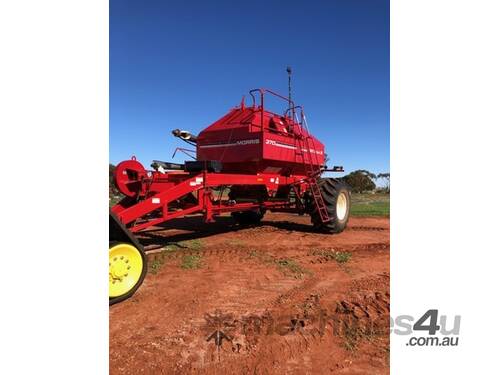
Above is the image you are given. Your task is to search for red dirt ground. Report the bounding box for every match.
[110,213,390,374]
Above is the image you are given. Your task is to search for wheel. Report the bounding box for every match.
[229,185,267,226]
[109,241,147,305]
[310,178,351,233]
[231,209,265,226]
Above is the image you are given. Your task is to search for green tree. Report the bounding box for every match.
[109,164,120,200]
[377,172,390,192]
[342,170,376,193]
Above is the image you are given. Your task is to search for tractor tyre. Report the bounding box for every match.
[109,241,148,306]
[310,178,351,233]
[229,185,266,226]
[232,210,265,226]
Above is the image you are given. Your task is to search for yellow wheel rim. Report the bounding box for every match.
[109,243,144,298]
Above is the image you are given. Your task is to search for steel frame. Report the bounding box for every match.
[112,171,308,233]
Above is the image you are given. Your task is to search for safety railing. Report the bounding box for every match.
[249,88,296,130]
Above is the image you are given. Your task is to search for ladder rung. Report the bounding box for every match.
[295,135,330,222]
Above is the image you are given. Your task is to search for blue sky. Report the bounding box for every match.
[110,0,389,175]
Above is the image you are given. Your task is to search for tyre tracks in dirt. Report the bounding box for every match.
[110,215,390,375]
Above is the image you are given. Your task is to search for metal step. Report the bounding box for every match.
[295,134,331,223]
[308,180,330,222]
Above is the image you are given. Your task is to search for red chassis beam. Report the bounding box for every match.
[111,171,307,233]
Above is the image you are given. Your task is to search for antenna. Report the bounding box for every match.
[286,66,292,113]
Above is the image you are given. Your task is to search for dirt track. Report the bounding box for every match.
[110,213,390,374]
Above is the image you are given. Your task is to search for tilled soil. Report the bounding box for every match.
[110,213,390,374]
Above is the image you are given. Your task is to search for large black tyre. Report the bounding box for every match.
[231,209,265,226]
[229,185,267,226]
[310,178,351,233]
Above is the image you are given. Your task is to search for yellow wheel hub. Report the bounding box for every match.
[109,243,144,298]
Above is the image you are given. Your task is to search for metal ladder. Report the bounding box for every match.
[294,115,331,223]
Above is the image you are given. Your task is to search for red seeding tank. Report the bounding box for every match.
[197,89,325,176]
